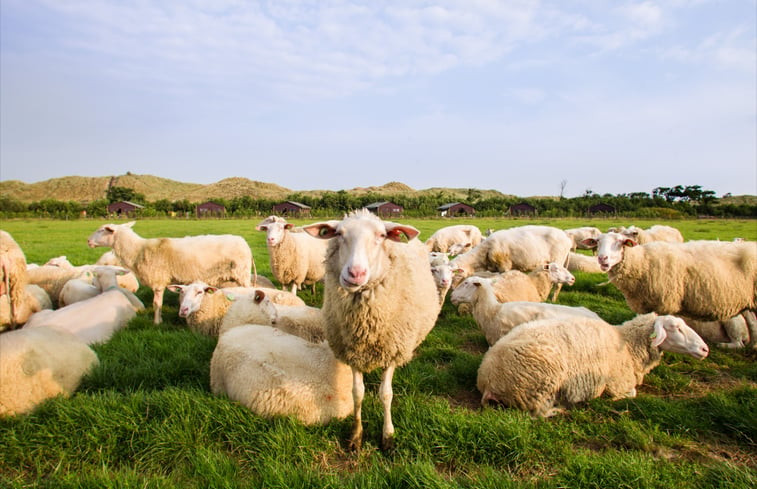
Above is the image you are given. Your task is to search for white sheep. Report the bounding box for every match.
[582,233,757,346]
[621,225,684,244]
[564,226,601,252]
[87,221,252,324]
[256,216,329,295]
[425,225,483,254]
[210,325,353,425]
[681,314,754,350]
[477,314,709,417]
[58,266,132,307]
[429,252,453,305]
[450,276,600,345]
[0,326,99,416]
[449,225,573,288]
[566,251,604,274]
[0,285,53,330]
[217,287,313,337]
[42,255,140,294]
[268,302,326,343]
[26,265,96,308]
[24,268,145,345]
[95,250,122,266]
[302,209,441,450]
[1,230,49,329]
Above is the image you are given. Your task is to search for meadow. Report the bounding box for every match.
[1,217,755,489]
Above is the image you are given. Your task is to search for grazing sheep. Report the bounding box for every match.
[621,225,684,244]
[217,287,308,336]
[0,326,99,416]
[210,325,353,425]
[425,225,483,254]
[303,209,441,450]
[87,221,252,324]
[477,314,709,417]
[256,216,329,295]
[566,251,604,274]
[429,252,453,305]
[582,233,757,345]
[24,268,145,345]
[564,227,601,252]
[450,276,599,345]
[449,225,573,286]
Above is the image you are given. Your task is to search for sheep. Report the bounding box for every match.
[255,216,329,295]
[302,209,441,450]
[477,314,709,417]
[0,326,99,416]
[43,256,140,294]
[621,225,684,244]
[87,221,252,324]
[450,275,599,345]
[680,314,754,350]
[210,325,353,425]
[217,287,309,337]
[582,233,757,346]
[566,251,604,274]
[0,285,53,331]
[1,230,30,328]
[167,281,304,336]
[268,302,326,343]
[449,225,573,287]
[429,252,453,305]
[425,225,483,254]
[57,266,133,307]
[24,267,145,345]
[564,226,601,252]
[26,265,96,308]
[95,250,122,266]
[44,255,74,268]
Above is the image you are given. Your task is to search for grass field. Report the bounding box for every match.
[1,217,755,488]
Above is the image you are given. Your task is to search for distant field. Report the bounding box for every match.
[1,217,755,488]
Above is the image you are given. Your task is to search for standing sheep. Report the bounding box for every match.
[425,225,483,254]
[210,325,353,425]
[477,314,709,417]
[87,221,252,324]
[0,326,99,416]
[582,233,757,345]
[256,216,329,295]
[450,276,599,345]
[302,209,441,450]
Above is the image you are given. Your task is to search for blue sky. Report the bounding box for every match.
[1,0,755,197]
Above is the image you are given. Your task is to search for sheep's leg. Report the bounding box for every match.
[290,283,298,295]
[741,310,757,349]
[550,283,563,302]
[380,365,396,451]
[348,368,365,451]
[152,287,164,324]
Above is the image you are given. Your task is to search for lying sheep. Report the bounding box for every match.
[58,266,132,307]
[583,233,757,346]
[566,251,604,274]
[1,230,33,328]
[87,221,252,324]
[27,265,96,308]
[564,226,601,253]
[621,225,684,244]
[303,209,441,450]
[269,302,326,343]
[210,325,353,425]
[425,225,483,254]
[429,252,453,305]
[217,288,313,337]
[43,255,139,293]
[256,216,328,295]
[681,313,754,350]
[0,284,52,330]
[450,275,599,345]
[24,267,145,345]
[477,314,709,417]
[167,281,304,336]
[0,326,99,416]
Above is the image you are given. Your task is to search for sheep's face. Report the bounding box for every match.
[651,316,710,359]
[449,276,488,306]
[447,242,472,256]
[256,220,293,247]
[431,263,453,291]
[304,210,419,292]
[544,262,575,285]
[87,221,135,248]
[253,289,279,325]
[582,232,637,272]
[167,282,214,318]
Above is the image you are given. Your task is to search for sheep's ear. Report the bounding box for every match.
[166,285,183,293]
[580,238,598,249]
[452,268,465,275]
[385,223,419,242]
[650,318,668,347]
[254,290,266,303]
[204,286,219,295]
[473,281,482,288]
[623,239,638,248]
[303,222,340,239]
[284,223,294,230]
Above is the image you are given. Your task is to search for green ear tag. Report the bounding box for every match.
[649,332,657,339]
[225,293,235,301]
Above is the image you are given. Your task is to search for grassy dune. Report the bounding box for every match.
[1,217,755,488]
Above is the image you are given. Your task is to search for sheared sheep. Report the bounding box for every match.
[87,221,252,324]
[621,225,684,244]
[450,276,599,345]
[564,226,601,252]
[210,325,353,425]
[0,326,99,416]
[477,314,709,417]
[58,266,132,307]
[43,255,139,293]
[302,209,441,450]
[425,225,483,254]
[256,216,328,295]
[566,251,604,274]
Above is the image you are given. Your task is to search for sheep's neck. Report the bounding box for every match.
[527,271,553,301]
[112,228,146,269]
[618,322,663,381]
[471,284,500,324]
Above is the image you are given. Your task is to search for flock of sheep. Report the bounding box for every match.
[1,213,755,451]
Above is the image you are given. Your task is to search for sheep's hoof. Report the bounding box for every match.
[381,434,395,452]
[347,429,363,452]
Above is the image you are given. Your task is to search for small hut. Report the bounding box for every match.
[508,202,537,217]
[365,201,403,218]
[107,201,143,218]
[588,203,616,216]
[272,201,312,217]
[438,202,475,217]
[196,201,226,218]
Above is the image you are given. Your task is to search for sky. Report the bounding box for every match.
[1,0,755,198]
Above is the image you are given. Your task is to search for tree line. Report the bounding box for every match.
[1,184,754,219]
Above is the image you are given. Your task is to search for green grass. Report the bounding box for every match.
[1,217,756,488]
